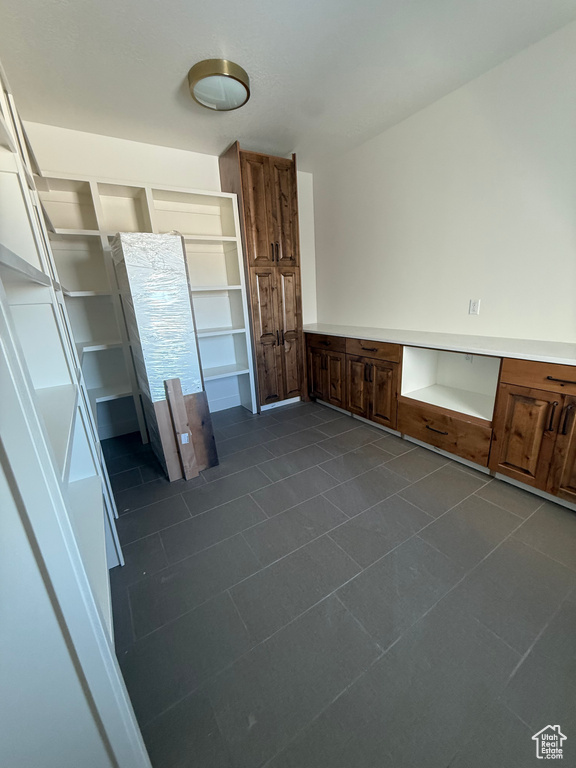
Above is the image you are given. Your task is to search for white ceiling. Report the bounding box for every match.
[1,0,576,170]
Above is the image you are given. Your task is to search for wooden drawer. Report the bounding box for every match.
[305,333,346,353]
[500,358,576,397]
[398,398,492,466]
[345,338,401,363]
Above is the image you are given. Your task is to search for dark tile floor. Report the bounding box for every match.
[106,401,576,768]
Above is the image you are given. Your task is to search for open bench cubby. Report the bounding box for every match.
[401,347,501,422]
[152,189,236,238]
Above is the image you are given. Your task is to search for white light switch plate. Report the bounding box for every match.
[469,299,481,315]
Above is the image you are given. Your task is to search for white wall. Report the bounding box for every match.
[313,21,576,343]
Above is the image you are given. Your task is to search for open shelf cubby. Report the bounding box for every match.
[38,178,98,232]
[97,183,152,233]
[185,240,241,287]
[152,189,236,238]
[401,347,501,423]
[64,293,121,345]
[50,234,110,294]
[191,286,245,334]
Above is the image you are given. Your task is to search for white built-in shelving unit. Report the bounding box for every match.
[401,347,501,422]
[34,174,256,439]
[0,69,122,634]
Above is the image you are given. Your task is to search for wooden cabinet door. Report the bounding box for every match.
[308,347,325,400]
[325,351,346,409]
[277,267,304,399]
[370,360,398,429]
[548,396,576,503]
[249,267,284,404]
[240,153,274,267]
[489,384,561,489]
[347,355,370,418]
[267,157,299,266]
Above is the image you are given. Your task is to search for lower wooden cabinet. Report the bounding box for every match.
[307,344,346,409]
[398,398,492,466]
[346,355,399,429]
[490,382,576,502]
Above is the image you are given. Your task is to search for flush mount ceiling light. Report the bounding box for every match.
[188,59,250,111]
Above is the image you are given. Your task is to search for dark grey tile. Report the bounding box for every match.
[452,462,491,482]
[260,444,332,482]
[323,465,409,517]
[418,494,521,571]
[385,445,450,483]
[476,478,543,519]
[230,536,360,642]
[106,451,149,476]
[120,592,252,726]
[318,425,382,457]
[265,428,326,457]
[320,442,392,482]
[116,495,191,546]
[270,401,332,422]
[129,535,260,638]
[372,434,415,456]
[503,598,576,731]
[271,599,518,768]
[449,538,576,653]
[102,431,146,461]
[138,459,165,484]
[217,429,276,458]
[315,415,358,437]
[200,444,274,482]
[251,466,337,517]
[243,496,346,566]
[399,463,487,517]
[110,467,142,494]
[211,405,255,429]
[216,414,280,440]
[338,536,463,649]
[161,495,266,563]
[111,584,133,656]
[207,595,381,768]
[513,501,576,571]
[115,477,199,515]
[265,413,326,438]
[182,466,269,516]
[449,699,533,768]
[143,690,232,768]
[330,495,432,568]
[109,533,168,589]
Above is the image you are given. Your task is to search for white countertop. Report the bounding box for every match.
[303,323,576,366]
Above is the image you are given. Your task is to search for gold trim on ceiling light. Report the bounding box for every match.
[187,59,250,111]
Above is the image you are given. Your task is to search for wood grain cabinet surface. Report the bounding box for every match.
[490,359,576,502]
[306,335,347,409]
[220,143,306,407]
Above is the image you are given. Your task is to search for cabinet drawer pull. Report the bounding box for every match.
[546,375,576,386]
[281,329,285,345]
[271,243,275,262]
[425,424,449,436]
[547,401,559,431]
[361,346,377,352]
[319,339,330,346]
[561,403,576,435]
[275,242,280,261]
[276,330,280,346]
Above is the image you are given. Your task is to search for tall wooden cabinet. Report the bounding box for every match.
[219,143,306,408]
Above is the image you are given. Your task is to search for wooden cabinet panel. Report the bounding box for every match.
[371,360,399,429]
[345,338,401,363]
[398,398,492,466]
[277,268,304,399]
[306,333,346,353]
[308,347,324,400]
[500,358,576,398]
[249,267,284,404]
[489,384,560,488]
[326,351,346,409]
[240,153,274,267]
[267,157,299,266]
[346,355,370,418]
[548,396,576,502]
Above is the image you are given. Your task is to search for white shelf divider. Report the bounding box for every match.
[35,384,78,479]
